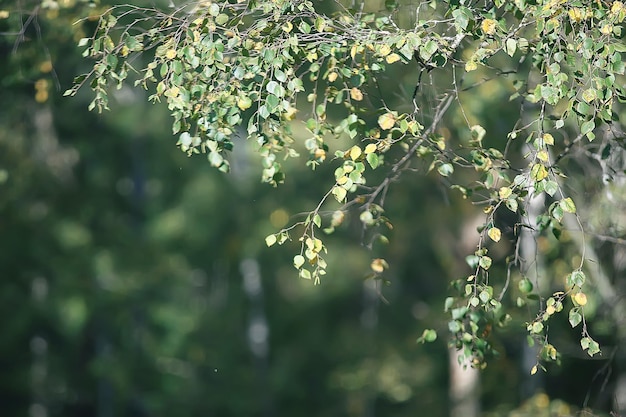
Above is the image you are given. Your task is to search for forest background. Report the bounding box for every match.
[1,0,626,416]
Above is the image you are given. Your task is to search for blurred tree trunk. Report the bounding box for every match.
[448,350,479,417]
[241,259,272,417]
[448,214,482,417]
[519,177,545,399]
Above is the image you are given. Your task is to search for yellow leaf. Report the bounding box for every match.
[336,176,349,185]
[0,10,9,19]
[531,163,548,181]
[488,227,501,242]
[582,88,597,103]
[543,133,554,145]
[370,258,388,273]
[568,8,584,23]
[35,79,48,91]
[331,210,345,226]
[327,72,338,82]
[237,96,252,111]
[465,60,478,72]
[282,21,293,33]
[39,61,53,73]
[166,86,180,98]
[378,44,391,56]
[378,112,396,130]
[350,87,363,101]
[165,49,177,60]
[530,365,538,375]
[35,90,48,103]
[573,292,588,306]
[537,150,549,162]
[349,145,362,160]
[385,53,401,64]
[350,44,358,60]
[601,23,614,34]
[499,186,512,199]
[481,18,497,35]
[364,143,377,154]
[283,106,297,120]
[611,1,625,15]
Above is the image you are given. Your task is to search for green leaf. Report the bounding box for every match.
[576,101,591,115]
[444,297,454,312]
[544,180,558,196]
[417,328,437,343]
[313,214,322,228]
[505,38,517,57]
[366,152,379,169]
[359,210,375,226]
[568,308,582,327]
[587,339,600,356]
[448,320,462,333]
[451,306,467,320]
[298,21,311,34]
[266,94,280,110]
[452,8,471,31]
[580,336,590,350]
[518,278,533,294]
[568,270,586,287]
[419,40,438,61]
[531,322,544,334]
[506,198,518,212]
[540,85,559,105]
[581,120,595,138]
[479,256,492,270]
[208,151,224,167]
[258,105,270,119]
[332,186,347,202]
[552,204,564,222]
[437,163,454,177]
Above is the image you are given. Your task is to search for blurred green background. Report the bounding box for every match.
[1,1,623,416]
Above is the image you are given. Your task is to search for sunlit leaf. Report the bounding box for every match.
[265,234,277,247]
[377,112,396,130]
[350,87,363,101]
[488,227,501,242]
[332,186,347,202]
[573,292,587,306]
[293,255,305,269]
[481,18,497,35]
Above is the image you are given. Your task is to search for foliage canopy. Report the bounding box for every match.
[66,0,626,370]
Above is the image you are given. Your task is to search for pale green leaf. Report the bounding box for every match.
[265,234,277,247]
[293,255,305,269]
